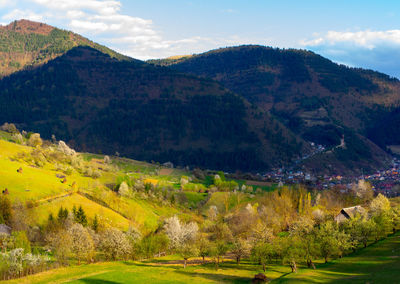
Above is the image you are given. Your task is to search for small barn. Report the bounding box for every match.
[0,224,11,236]
[335,205,365,223]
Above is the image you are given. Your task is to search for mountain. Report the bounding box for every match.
[0,20,394,174]
[157,45,398,174]
[0,19,130,77]
[0,44,306,172]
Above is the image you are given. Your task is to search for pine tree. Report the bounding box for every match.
[72,205,77,219]
[0,195,12,226]
[63,207,69,218]
[76,206,88,226]
[92,214,99,232]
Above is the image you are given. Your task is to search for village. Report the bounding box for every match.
[261,156,400,198]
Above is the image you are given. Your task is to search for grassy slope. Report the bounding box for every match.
[33,193,131,230]
[0,139,71,202]
[0,132,196,233]
[6,233,400,284]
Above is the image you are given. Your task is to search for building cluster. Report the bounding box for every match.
[261,158,400,197]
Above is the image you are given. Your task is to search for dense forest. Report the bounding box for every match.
[155,45,400,173]
[0,46,305,171]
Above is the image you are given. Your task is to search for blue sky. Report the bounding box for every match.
[1,0,400,77]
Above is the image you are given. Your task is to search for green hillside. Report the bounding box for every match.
[0,129,197,233]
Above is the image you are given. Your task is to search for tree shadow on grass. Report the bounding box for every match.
[175,269,251,284]
[129,261,184,270]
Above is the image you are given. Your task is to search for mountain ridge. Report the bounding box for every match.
[0,19,131,77]
[0,21,396,174]
[156,45,399,174]
[0,45,306,172]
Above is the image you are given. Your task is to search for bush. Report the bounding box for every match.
[27,133,42,148]
[11,133,23,144]
[57,141,76,156]
[0,122,18,133]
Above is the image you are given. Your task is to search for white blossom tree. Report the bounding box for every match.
[68,224,95,264]
[164,216,198,268]
[99,228,132,260]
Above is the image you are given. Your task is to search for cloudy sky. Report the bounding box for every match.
[1,0,400,77]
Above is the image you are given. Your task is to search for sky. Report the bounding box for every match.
[1,0,400,77]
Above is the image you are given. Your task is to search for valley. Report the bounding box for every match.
[0,17,400,284]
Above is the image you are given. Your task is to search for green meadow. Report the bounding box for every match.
[5,232,399,284]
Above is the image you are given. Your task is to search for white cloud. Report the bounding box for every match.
[2,9,44,22]
[302,30,400,78]
[0,0,248,59]
[32,0,121,15]
[302,30,400,49]
[0,0,12,7]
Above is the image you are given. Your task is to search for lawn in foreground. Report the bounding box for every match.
[5,261,274,284]
[275,232,400,283]
[5,233,400,283]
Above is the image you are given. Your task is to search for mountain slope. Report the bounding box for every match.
[161,45,397,174]
[0,45,306,172]
[0,19,130,77]
[167,45,400,131]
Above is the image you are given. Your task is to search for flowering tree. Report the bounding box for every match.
[164,216,198,267]
[68,224,95,264]
[99,228,132,260]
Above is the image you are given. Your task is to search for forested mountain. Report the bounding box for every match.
[0,20,397,174]
[0,19,130,77]
[0,45,306,171]
[157,45,400,173]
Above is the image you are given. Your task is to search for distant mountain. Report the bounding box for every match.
[155,45,399,174]
[0,45,306,172]
[0,19,130,77]
[0,20,395,174]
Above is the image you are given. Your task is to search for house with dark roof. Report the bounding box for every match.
[334,205,365,223]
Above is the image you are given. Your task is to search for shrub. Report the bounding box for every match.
[0,122,18,133]
[11,133,23,144]
[27,133,42,148]
[57,141,76,156]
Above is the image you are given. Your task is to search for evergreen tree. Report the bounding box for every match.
[57,206,68,224]
[0,195,12,226]
[92,215,99,232]
[75,206,88,226]
[72,205,77,219]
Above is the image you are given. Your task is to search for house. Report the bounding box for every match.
[0,224,11,236]
[335,205,365,223]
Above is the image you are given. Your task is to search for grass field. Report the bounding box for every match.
[32,193,131,230]
[275,233,400,283]
[7,232,399,283]
[0,134,196,233]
